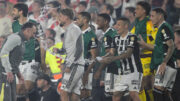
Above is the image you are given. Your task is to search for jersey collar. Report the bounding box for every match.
[158,21,166,28]
[82,27,91,34]
[103,27,112,35]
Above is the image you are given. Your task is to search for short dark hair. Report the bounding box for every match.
[79,1,87,8]
[152,8,167,20]
[137,1,151,16]
[79,12,91,22]
[98,13,111,23]
[105,4,114,15]
[14,3,28,17]
[47,28,56,38]
[37,73,51,84]
[117,17,130,28]
[60,8,74,20]
[125,7,135,15]
[21,22,35,31]
[0,1,7,7]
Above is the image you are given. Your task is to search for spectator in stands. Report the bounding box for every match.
[28,0,46,30]
[124,7,135,31]
[47,1,65,43]
[0,1,12,36]
[100,3,114,26]
[77,1,87,13]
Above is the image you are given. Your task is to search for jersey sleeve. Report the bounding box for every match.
[88,37,98,49]
[127,35,137,48]
[0,35,21,73]
[111,36,117,49]
[161,26,172,41]
[103,35,113,49]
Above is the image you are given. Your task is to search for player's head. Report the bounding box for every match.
[151,8,167,26]
[59,8,74,27]
[97,13,110,30]
[12,3,28,19]
[76,12,91,28]
[114,17,130,35]
[21,22,36,40]
[135,1,151,18]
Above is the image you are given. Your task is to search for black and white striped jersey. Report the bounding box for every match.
[111,32,143,74]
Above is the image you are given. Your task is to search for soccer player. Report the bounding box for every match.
[150,8,176,101]
[76,11,98,100]
[12,3,41,101]
[100,17,142,101]
[59,8,85,101]
[94,13,119,101]
[0,22,36,101]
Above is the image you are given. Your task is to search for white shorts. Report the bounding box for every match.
[61,65,84,95]
[105,72,115,93]
[113,72,143,92]
[154,65,177,91]
[16,60,38,84]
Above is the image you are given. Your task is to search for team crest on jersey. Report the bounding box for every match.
[161,29,166,34]
[91,37,95,41]
[131,37,135,41]
[161,29,169,39]
[104,37,107,42]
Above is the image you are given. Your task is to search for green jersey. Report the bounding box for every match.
[100,28,117,56]
[83,27,98,59]
[133,17,150,42]
[150,22,175,70]
[12,19,37,61]
[100,28,120,74]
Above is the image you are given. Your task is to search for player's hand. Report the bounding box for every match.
[158,62,166,75]
[7,72,14,83]
[94,70,101,80]
[64,68,71,73]
[138,35,146,49]
[82,73,89,86]
[17,72,24,84]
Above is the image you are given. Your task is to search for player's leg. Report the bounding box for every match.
[24,61,38,101]
[129,72,142,101]
[61,65,84,101]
